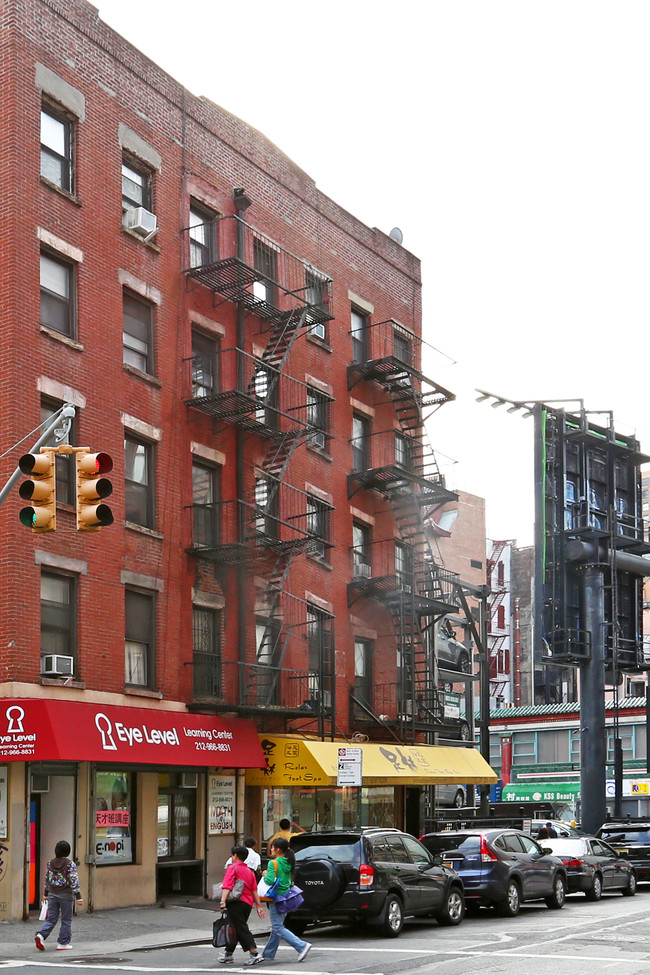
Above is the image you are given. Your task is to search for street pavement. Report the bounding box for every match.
[0,896,269,961]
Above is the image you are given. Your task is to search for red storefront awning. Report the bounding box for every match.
[0,699,265,768]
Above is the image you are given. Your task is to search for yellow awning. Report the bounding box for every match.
[246,736,497,788]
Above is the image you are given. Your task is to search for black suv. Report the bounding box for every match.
[598,822,650,881]
[286,828,465,938]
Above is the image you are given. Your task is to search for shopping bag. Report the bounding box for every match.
[39,900,49,921]
[212,912,235,948]
[257,875,281,901]
[275,884,304,914]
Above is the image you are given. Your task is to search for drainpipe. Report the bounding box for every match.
[233,189,252,704]
[513,598,521,706]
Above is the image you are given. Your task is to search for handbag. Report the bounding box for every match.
[257,859,281,901]
[275,884,304,915]
[228,866,246,902]
[212,911,235,948]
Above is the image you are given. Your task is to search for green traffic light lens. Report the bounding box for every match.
[19,507,36,527]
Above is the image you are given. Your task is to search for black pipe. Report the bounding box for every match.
[579,563,608,833]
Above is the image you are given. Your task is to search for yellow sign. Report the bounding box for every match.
[246,736,497,788]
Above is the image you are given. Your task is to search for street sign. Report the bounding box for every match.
[337,746,362,786]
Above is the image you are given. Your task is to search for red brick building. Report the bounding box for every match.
[0,0,494,919]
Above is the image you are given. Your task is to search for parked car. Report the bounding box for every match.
[597,822,650,882]
[543,836,636,899]
[287,828,465,938]
[530,819,583,839]
[437,624,472,674]
[419,827,567,916]
[437,784,467,808]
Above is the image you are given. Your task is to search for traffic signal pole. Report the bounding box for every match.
[0,404,76,510]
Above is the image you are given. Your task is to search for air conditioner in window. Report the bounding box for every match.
[398,699,415,719]
[41,654,74,677]
[123,206,157,237]
[355,562,371,579]
[181,772,198,788]
[31,773,50,794]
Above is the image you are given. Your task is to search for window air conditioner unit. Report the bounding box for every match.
[41,654,74,677]
[31,773,50,793]
[398,699,415,719]
[355,562,371,579]
[181,772,198,788]
[123,206,157,237]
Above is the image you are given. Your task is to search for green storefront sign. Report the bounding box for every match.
[501,782,580,804]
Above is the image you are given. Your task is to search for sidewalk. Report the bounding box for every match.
[0,897,271,962]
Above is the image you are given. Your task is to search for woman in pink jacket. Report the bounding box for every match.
[218,845,266,965]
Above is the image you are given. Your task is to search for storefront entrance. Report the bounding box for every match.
[156,772,202,897]
[29,767,77,909]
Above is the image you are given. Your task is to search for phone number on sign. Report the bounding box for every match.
[194,742,232,751]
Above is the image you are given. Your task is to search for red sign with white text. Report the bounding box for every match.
[0,699,265,767]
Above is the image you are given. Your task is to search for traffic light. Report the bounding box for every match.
[18,449,57,531]
[76,450,114,531]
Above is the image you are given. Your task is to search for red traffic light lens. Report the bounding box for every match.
[95,452,113,475]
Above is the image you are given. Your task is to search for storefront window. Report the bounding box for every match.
[263,785,397,836]
[157,773,196,860]
[95,770,134,865]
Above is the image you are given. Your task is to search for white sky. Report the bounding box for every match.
[97,0,650,547]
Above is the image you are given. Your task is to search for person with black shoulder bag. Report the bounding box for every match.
[217,845,266,965]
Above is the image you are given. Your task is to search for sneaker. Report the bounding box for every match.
[35,933,45,951]
[247,955,264,965]
[297,943,312,962]
[56,944,73,950]
[218,954,234,964]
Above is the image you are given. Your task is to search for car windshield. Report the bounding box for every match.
[601,828,650,844]
[424,834,480,855]
[292,837,359,863]
[545,839,587,856]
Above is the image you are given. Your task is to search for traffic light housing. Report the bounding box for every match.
[18,449,57,531]
[76,450,114,531]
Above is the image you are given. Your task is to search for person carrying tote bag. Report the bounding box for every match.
[260,837,312,964]
[217,845,266,965]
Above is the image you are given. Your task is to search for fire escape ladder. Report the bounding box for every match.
[259,307,309,373]
[389,589,436,741]
[390,492,447,605]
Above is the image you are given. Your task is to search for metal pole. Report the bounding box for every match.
[579,562,608,834]
[0,404,75,509]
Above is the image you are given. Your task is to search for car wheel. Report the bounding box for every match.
[380,894,404,938]
[437,885,465,926]
[458,720,471,741]
[622,871,637,897]
[458,652,471,674]
[585,873,602,901]
[452,789,465,808]
[545,874,566,909]
[284,916,308,936]
[496,880,520,917]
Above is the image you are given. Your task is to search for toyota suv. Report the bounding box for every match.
[597,821,650,881]
[286,828,465,938]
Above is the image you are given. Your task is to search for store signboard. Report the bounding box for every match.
[337,747,362,786]
[443,692,461,720]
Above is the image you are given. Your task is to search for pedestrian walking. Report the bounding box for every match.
[218,845,266,965]
[35,840,83,951]
[225,836,262,877]
[261,837,312,964]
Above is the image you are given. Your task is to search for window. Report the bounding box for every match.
[192,461,219,547]
[125,588,155,687]
[306,495,330,560]
[40,399,76,505]
[191,330,218,398]
[123,291,154,374]
[306,605,333,708]
[497,605,505,629]
[306,387,329,450]
[192,606,222,698]
[253,238,277,306]
[352,522,371,577]
[351,414,370,472]
[354,638,372,711]
[40,251,75,337]
[95,770,134,865]
[351,308,369,364]
[41,571,76,667]
[393,326,412,367]
[188,202,216,268]
[254,476,277,537]
[122,155,153,212]
[305,270,328,340]
[395,432,413,471]
[125,435,154,528]
[41,102,74,192]
[395,541,413,591]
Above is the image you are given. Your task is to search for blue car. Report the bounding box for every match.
[420,827,567,916]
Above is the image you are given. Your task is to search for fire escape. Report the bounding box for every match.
[182,209,335,733]
[486,540,511,703]
[346,318,460,742]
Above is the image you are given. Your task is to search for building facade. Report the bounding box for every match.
[0,0,495,920]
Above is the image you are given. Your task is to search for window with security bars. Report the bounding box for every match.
[192,606,222,698]
[41,102,74,192]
